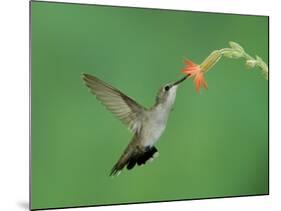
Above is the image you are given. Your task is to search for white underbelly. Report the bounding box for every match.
[141,122,166,147]
[140,106,171,147]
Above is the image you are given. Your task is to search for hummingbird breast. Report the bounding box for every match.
[140,106,170,147]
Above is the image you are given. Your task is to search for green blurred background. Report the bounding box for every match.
[31,1,268,210]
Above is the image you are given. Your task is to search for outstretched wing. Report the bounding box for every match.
[82,73,145,133]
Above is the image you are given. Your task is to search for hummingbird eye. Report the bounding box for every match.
[164,86,170,91]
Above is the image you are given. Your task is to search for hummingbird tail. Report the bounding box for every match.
[110,146,134,176]
[110,146,158,176]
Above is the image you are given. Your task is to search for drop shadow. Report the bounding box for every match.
[17,201,29,210]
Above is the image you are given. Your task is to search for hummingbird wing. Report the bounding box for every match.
[82,73,145,133]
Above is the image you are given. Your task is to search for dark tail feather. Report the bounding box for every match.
[136,147,157,165]
[110,146,158,176]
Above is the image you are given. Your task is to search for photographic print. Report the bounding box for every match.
[30,1,269,210]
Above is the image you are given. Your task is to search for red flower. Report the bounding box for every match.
[182,60,208,92]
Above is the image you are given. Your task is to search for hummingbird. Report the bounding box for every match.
[82,73,188,176]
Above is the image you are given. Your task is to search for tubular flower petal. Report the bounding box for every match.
[182,60,208,92]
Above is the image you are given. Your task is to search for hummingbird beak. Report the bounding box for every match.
[171,75,189,87]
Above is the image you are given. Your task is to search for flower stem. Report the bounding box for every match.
[200,42,268,80]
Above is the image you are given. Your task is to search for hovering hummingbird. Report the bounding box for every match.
[82,73,188,176]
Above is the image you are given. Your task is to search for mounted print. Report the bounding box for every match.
[30,1,269,210]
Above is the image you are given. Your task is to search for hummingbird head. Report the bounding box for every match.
[155,76,188,108]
